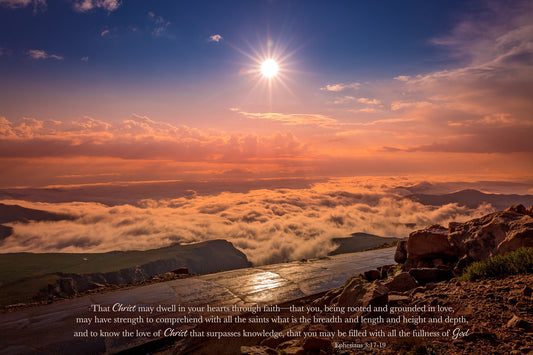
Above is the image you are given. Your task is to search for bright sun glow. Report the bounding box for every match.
[260,59,279,78]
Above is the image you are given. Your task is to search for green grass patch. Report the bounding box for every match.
[0,242,213,285]
[460,247,533,281]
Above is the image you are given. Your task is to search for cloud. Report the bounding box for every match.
[0,177,497,265]
[100,30,109,37]
[320,82,360,92]
[394,75,410,82]
[0,114,307,162]
[331,96,355,104]
[0,0,45,12]
[209,34,223,43]
[378,2,533,154]
[357,98,381,105]
[234,109,337,127]
[148,11,170,37]
[27,49,63,60]
[73,0,121,12]
[81,56,89,62]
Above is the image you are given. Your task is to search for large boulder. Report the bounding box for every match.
[448,205,533,261]
[394,240,407,263]
[406,225,459,259]
[384,272,418,292]
[336,278,389,308]
[397,205,533,277]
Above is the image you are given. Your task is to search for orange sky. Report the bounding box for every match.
[1,1,533,188]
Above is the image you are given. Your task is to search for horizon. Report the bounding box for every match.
[1,1,533,263]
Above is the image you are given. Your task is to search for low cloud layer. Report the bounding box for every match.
[0,178,496,265]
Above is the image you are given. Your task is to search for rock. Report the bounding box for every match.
[497,216,533,254]
[302,337,332,351]
[388,294,410,306]
[363,269,381,282]
[336,279,389,308]
[454,255,473,275]
[402,205,533,273]
[384,272,418,293]
[507,315,530,330]
[448,205,531,261]
[406,225,459,260]
[408,268,453,285]
[261,324,308,349]
[240,346,278,355]
[172,267,189,275]
[378,264,396,278]
[523,286,532,297]
[394,240,408,263]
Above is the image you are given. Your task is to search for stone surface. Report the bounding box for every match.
[394,240,407,263]
[384,272,418,292]
[397,205,533,274]
[408,268,454,285]
[406,224,458,259]
[240,345,278,355]
[302,337,332,351]
[363,269,381,282]
[336,279,389,308]
[507,315,530,330]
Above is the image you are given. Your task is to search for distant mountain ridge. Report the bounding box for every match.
[0,203,75,240]
[407,189,533,210]
[329,232,400,256]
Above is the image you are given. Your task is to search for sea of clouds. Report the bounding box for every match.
[0,177,496,265]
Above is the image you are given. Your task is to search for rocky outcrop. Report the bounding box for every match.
[385,272,418,292]
[396,205,533,279]
[0,225,13,241]
[336,278,389,308]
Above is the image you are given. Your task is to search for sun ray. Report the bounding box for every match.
[229,35,303,109]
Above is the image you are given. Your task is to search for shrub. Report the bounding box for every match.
[460,247,533,281]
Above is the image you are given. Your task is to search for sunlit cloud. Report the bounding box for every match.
[320,82,360,92]
[81,56,89,62]
[0,0,45,12]
[27,49,63,60]
[0,177,497,265]
[0,114,307,161]
[357,97,381,105]
[209,34,223,42]
[73,0,120,12]
[100,30,109,37]
[394,75,410,82]
[234,109,337,127]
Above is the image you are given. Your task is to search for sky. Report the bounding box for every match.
[1,0,533,188]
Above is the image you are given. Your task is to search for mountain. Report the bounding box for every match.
[0,203,75,240]
[0,239,250,308]
[0,203,74,224]
[407,189,533,210]
[328,232,400,256]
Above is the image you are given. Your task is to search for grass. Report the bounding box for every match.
[459,247,533,281]
[0,240,245,308]
[0,242,214,285]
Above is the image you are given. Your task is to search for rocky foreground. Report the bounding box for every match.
[174,205,533,355]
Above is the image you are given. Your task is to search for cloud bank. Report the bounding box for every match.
[1,178,496,265]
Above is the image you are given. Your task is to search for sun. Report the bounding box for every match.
[260,59,279,78]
